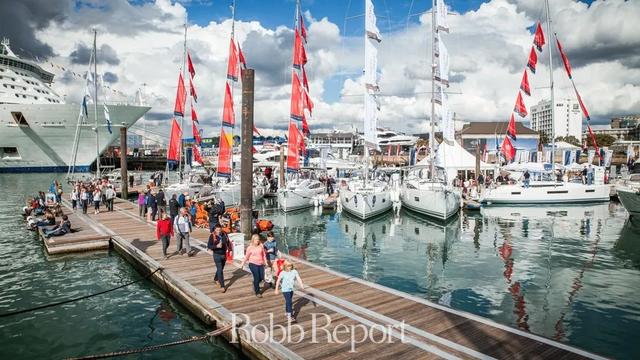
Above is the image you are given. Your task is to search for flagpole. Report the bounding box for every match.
[93,29,101,179]
[178,15,188,183]
[230,0,236,184]
[545,0,556,177]
[429,0,436,181]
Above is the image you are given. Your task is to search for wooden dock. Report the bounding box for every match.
[56,198,605,360]
[37,212,110,254]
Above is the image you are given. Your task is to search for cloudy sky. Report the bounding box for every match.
[2,0,639,142]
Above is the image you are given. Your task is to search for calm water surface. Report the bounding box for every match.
[0,174,239,359]
[260,198,640,359]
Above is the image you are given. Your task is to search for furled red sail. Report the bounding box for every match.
[533,22,545,52]
[191,101,198,123]
[173,73,187,117]
[286,121,301,172]
[520,69,531,96]
[501,136,516,162]
[187,52,196,78]
[238,42,247,70]
[217,128,232,177]
[301,113,310,136]
[167,118,182,161]
[300,14,307,42]
[292,29,307,69]
[222,82,235,127]
[226,38,239,81]
[556,37,573,79]
[192,121,201,145]
[189,76,198,102]
[587,124,601,161]
[574,88,590,120]
[302,66,309,90]
[507,113,517,140]
[527,47,537,73]
[302,88,314,115]
[253,124,261,136]
[193,145,202,164]
[514,91,528,117]
[290,72,304,121]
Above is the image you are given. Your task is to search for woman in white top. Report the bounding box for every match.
[92,188,101,214]
[70,187,79,211]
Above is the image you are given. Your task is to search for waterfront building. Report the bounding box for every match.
[530,98,582,141]
[459,121,540,152]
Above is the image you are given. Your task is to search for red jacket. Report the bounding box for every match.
[156,218,173,239]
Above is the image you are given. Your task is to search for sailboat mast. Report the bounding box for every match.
[429,0,436,180]
[545,0,556,175]
[363,0,368,187]
[178,16,188,180]
[230,0,236,178]
[93,29,100,178]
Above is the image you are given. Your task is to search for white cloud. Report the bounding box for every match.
[29,0,640,145]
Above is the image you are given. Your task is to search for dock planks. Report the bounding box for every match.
[38,211,110,254]
[62,198,604,360]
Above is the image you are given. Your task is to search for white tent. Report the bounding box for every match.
[546,141,579,150]
[417,140,494,180]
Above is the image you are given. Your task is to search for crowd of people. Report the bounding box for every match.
[69,178,117,215]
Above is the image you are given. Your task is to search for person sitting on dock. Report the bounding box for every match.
[33,210,56,229]
[156,211,173,259]
[207,224,231,293]
[44,215,71,238]
[274,260,305,323]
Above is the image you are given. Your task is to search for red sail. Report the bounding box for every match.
[587,124,601,160]
[287,121,301,172]
[191,101,199,123]
[514,91,528,117]
[302,66,309,90]
[222,82,235,127]
[507,113,517,140]
[238,42,247,70]
[226,38,239,81]
[520,69,531,96]
[173,73,187,116]
[533,22,545,52]
[527,47,537,74]
[556,37,573,79]
[301,113,310,136]
[574,87,591,120]
[189,76,198,102]
[167,118,182,161]
[300,14,307,42]
[290,72,304,121]
[192,121,201,145]
[501,136,516,162]
[293,29,307,69]
[193,145,203,163]
[302,88,314,115]
[187,52,196,78]
[217,128,232,177]
[253,124,261,136]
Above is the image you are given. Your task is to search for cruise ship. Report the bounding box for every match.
[0,39,149,172]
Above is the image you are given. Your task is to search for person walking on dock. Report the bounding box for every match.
[207,224,231,293]
[156,188,166,214]
[274,260,305,322]
[174,207,192,256]
[80,187,89,214]
[92,187,101,214]
[156,211,173,259]
[71,187,79,211]
[241,234,268,298]
[263,231,278,288]
[148,192,158,221]
[104,185,116,212]
[138,191,146,217]
[169,194,180,225]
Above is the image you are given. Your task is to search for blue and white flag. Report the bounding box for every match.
[103,104,112,134]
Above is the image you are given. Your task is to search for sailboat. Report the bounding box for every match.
[278,1,326,212]
[481,0,609,205]
[399,0,460,221]
[339,0,393,220]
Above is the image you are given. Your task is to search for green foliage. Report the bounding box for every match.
[554,136,581,146]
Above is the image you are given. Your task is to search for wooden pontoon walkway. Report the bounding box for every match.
[38,211,110,254]
[64,198,605,360]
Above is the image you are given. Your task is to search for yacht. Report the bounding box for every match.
[617,171,640,217]
[278,178,325,212]
[340,177,392,219]
[376,128,418,147]
[401,177,460,220]
[0,38,149,172]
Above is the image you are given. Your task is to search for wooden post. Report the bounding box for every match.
[475,143,481,180]
[240,69,255,240]
[120,126,128,199]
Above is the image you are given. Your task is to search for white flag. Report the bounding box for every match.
[436,0,449,33]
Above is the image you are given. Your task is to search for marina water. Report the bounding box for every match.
[2,173,640,359]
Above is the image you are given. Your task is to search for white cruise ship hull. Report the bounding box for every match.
[400,182,460,220]
[0,103,149,172]
[481,182,610,205]
[617,186,640,216]
[340,185,392,220]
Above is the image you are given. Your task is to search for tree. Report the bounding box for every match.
[555,136,581,147]
[538,131,550,145]
[586,133,616,147]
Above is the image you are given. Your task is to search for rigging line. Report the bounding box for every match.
[0,268,162,318]
[381,0,392,35]
[406,0,415,32]
[65,324,233,360]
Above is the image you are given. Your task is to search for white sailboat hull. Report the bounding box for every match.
[400,182,460,220]
[340,186,392,220]
[617,186,640,216]
[278,179,325,212]
[481,182,610,205]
